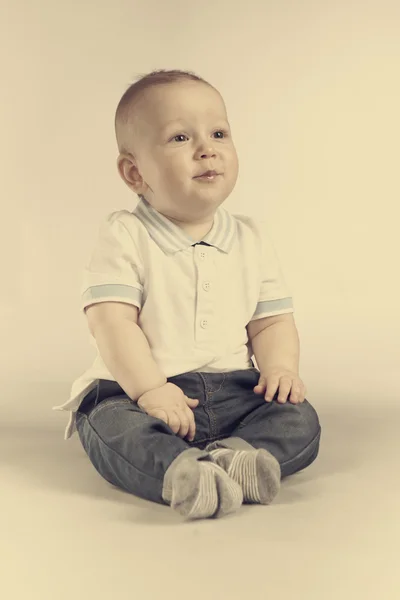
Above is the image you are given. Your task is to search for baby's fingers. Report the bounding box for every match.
[166,412,181,435]
[185,396,199,408]
[177,411,190,439]
[186,408,196,442]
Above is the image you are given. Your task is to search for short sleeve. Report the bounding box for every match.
[80,211,144,314]
[249,218,294,321]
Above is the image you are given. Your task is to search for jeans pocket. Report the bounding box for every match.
[88,397,133,420]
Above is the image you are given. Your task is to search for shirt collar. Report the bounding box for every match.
[133,197,237,255]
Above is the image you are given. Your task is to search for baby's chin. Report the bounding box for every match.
[149,183,231,211]
[185,192,229,210]
[189,181,231,201]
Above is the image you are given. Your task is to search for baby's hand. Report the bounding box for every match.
[138,382,199,441]
[254,367,307,404]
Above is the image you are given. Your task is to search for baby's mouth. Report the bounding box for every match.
[194,170,220,180]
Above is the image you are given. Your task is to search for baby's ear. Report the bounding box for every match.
[116,153,145,194]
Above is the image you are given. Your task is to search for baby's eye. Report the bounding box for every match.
[172,134,188,143]
[213,130,227,139]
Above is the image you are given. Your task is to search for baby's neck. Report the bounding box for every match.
[169,217,215,241]
[183,222,214,240]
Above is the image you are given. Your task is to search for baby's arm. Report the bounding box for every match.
[85,301,167,401]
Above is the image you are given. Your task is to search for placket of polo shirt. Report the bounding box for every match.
[192,242,218,347]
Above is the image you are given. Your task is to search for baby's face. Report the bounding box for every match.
[122,81,239,223]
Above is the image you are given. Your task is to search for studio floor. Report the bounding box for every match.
[2,382,399,600]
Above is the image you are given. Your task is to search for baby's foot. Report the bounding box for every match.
[163,456,243,520]
[207,447,281,504]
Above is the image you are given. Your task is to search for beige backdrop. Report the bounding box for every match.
[1,1,399,599]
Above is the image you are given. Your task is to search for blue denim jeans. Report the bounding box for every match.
[76,368,321,505]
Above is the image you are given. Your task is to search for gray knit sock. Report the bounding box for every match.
[208,447,281,505]
[162,454,243,520]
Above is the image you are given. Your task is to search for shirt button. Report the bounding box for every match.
[202,281,211,291]
[200,319,208,328]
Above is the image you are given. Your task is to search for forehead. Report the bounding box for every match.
[133,82,228,136]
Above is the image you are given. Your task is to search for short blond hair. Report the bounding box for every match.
[114,69,216,154]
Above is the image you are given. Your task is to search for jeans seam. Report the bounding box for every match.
[78,413,176,485]
[198,372,226,439]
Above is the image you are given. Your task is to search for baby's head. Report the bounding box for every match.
[115,70,239,227]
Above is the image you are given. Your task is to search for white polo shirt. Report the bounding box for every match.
[53,198,294,439]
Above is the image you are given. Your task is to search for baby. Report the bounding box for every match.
[54,69,321,520]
